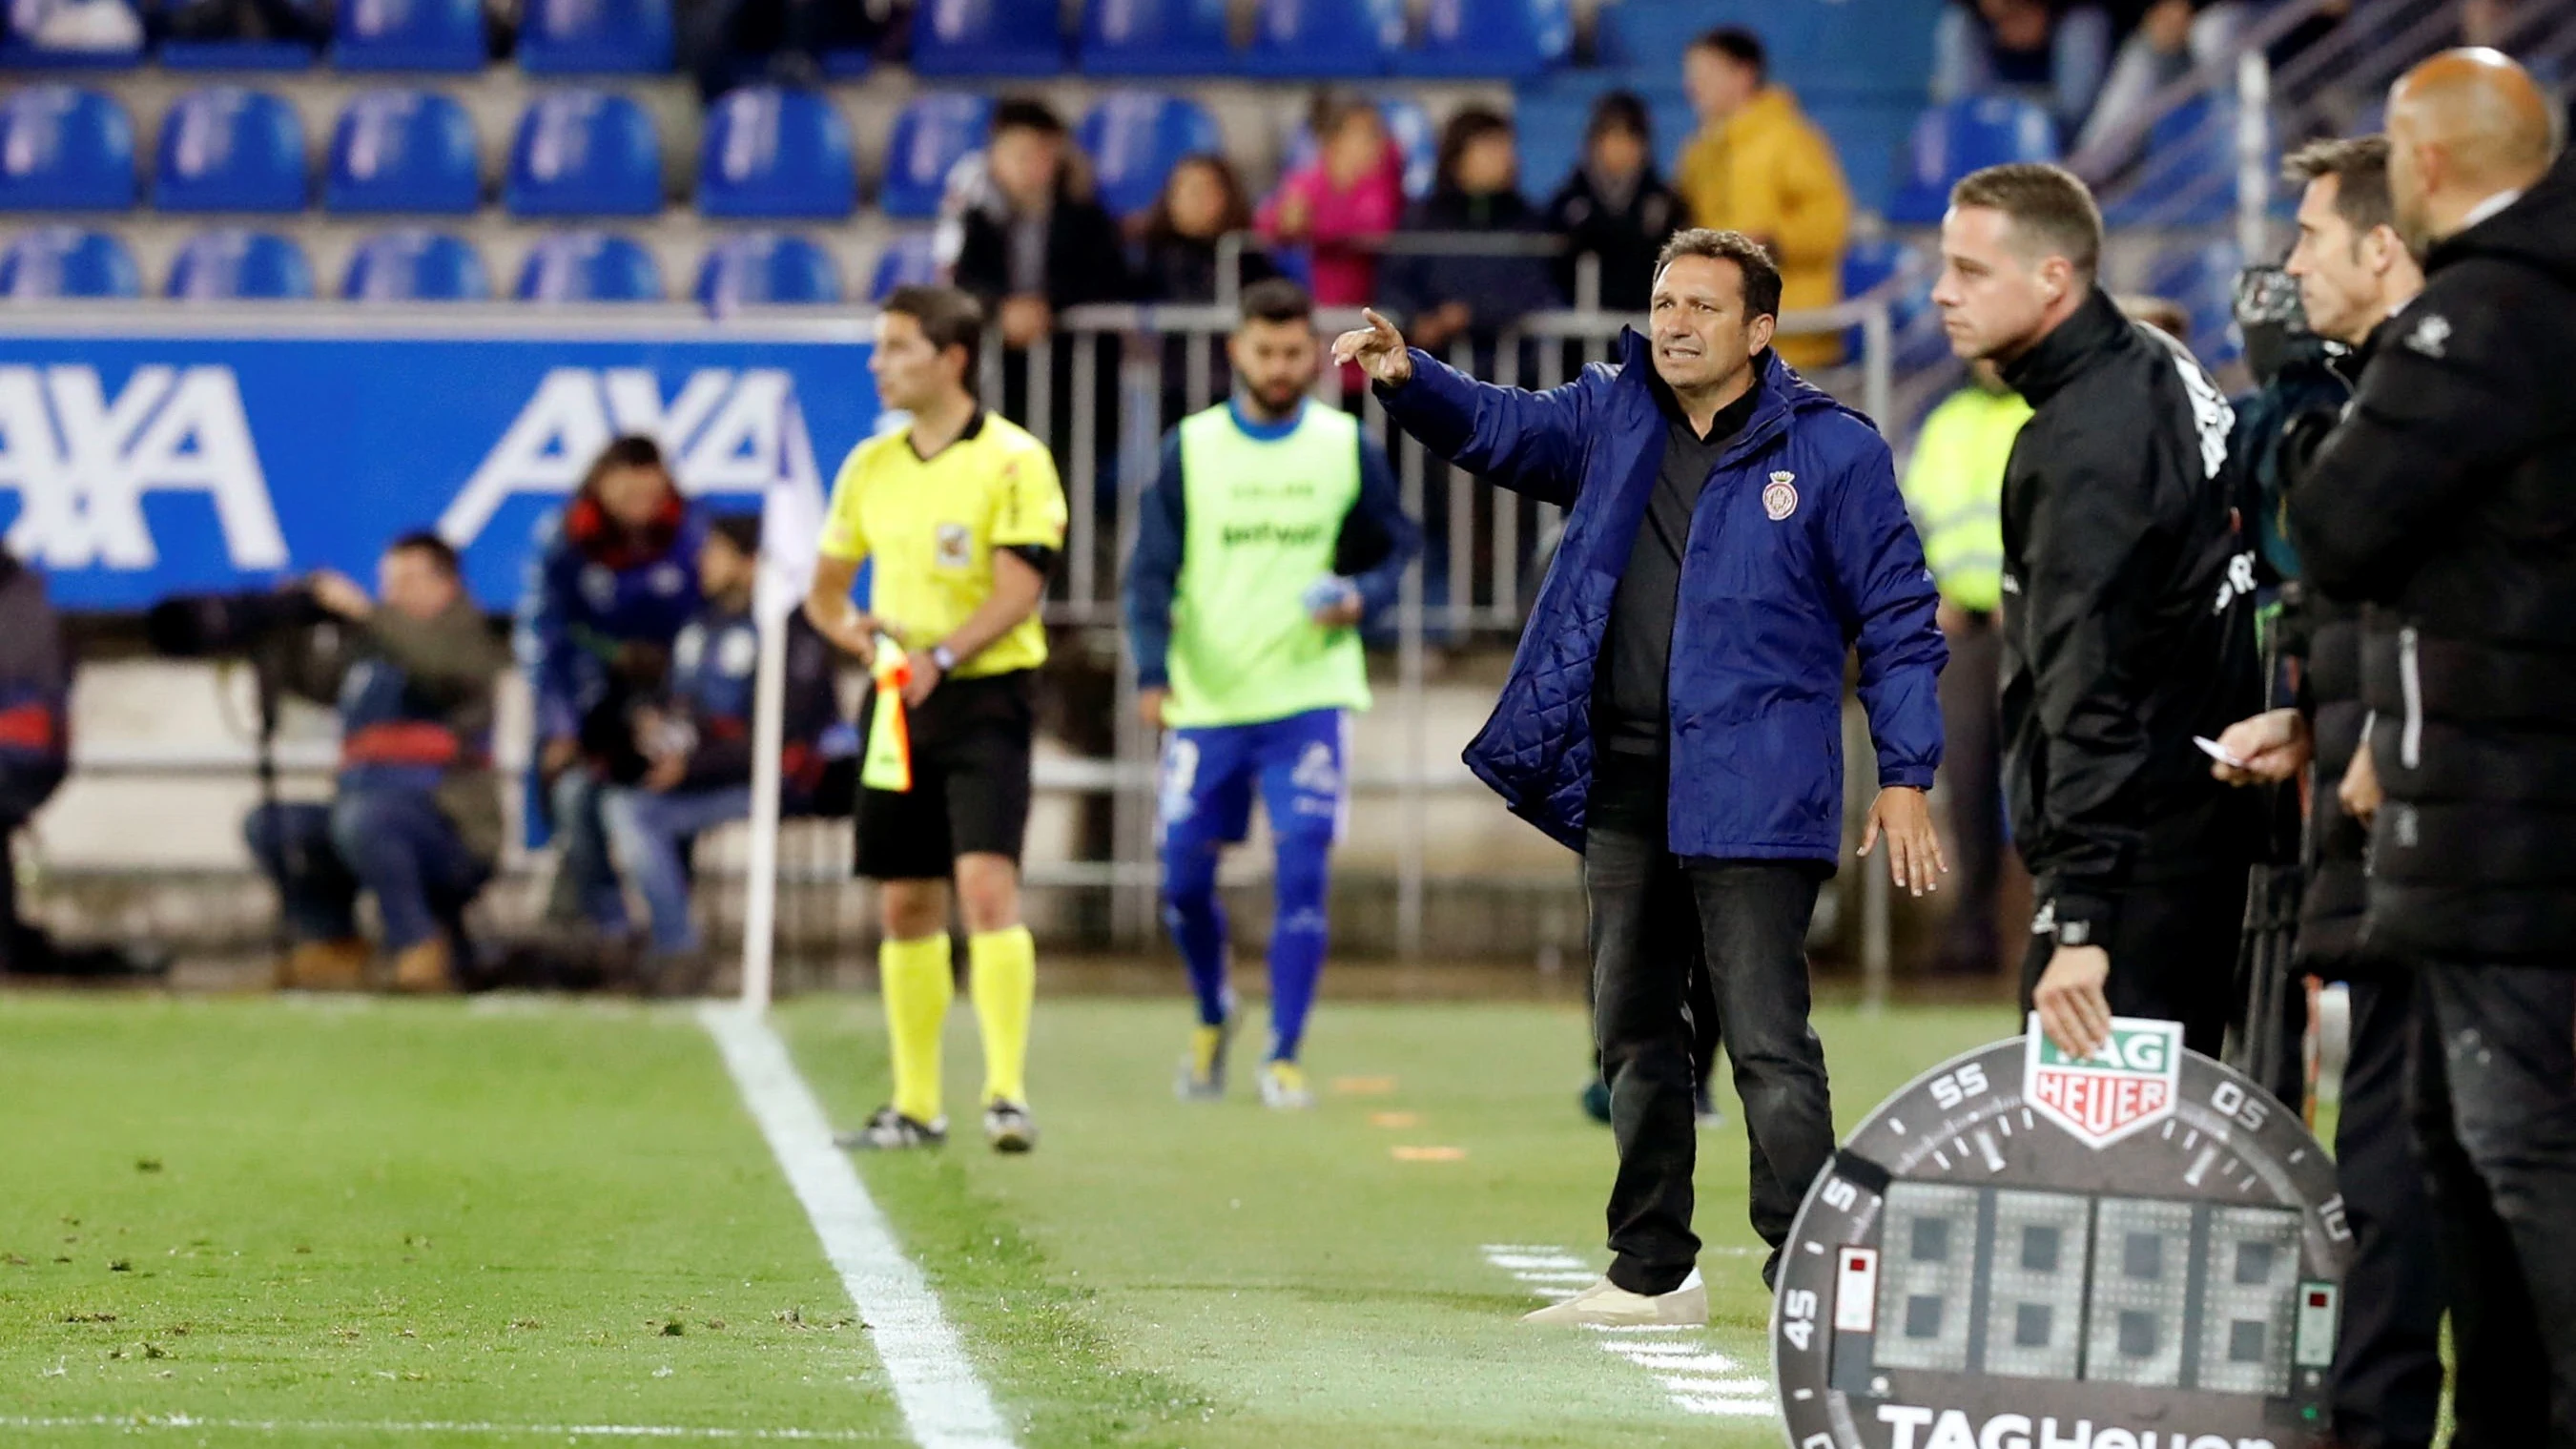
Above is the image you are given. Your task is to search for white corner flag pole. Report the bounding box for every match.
[744,389,827,1013]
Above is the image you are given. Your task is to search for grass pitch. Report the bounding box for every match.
[0,987,2013,1447]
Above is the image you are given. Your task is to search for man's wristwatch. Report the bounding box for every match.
[930,643,958,673]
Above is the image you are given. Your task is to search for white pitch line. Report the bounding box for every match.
[700,1004,1015,1449]
[0,1418,874,1440]
[1477,1244,1780,1422]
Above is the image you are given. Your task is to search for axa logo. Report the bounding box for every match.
[0,364,288,571]
[438,367,805,547]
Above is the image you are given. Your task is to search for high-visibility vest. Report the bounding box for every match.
[1900,384,2030,613]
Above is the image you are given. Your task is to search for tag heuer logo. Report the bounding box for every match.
[2025,1015,2182,1149]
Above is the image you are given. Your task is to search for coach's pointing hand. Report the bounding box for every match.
[1330,309,1412,386]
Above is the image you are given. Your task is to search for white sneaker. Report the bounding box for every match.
[1259,1060,1315,1110]
[1520,1270,1707,1327]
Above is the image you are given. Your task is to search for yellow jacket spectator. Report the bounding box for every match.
[1677,28,1854,369]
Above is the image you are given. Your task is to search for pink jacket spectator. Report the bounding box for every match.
[1256,144,1405,307]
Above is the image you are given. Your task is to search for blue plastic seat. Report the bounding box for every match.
[167,228,316,300]
[1079,0,1229,74]
[333,0,485,71]
[1886,95,2056,224]
[1078,93,1221,219]
[0,226,139,298]
[517,230,663,302]
[697,86,855,218]
[867,230,939,301]
[1282,95,1434,199]
[0,85,134,210]
[505,90,660,217]
[325,89,479,215]
[1397,0,1568,78]
[153,86,306,214]
[1245,0,1403,77]
[344,229,489,300]
[910,0,1064,75]
[518,0,673,73]
[878,92,992,220]
[1839,237,1945,365]
[695,232,842,307]
[2104,96,2240,228]
[2143,238,2246,366]
[159,1,324,70]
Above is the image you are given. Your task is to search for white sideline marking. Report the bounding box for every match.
[701,1004,1016,1449]
[0,1418,873,1440]
[1476,1245,1779,1420]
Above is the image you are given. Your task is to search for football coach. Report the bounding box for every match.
[1335,229,1948,1326]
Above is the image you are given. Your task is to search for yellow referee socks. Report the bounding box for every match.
[879,934,954,1125]
[968,926,1037,1107]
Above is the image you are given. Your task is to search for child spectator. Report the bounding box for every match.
[1546,92,1689,313]
[1382,107,1559,354]
[1258,97,1405,309]
[1136,154,1277,305]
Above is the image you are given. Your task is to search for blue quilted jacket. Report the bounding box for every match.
[1379,335,1947,860]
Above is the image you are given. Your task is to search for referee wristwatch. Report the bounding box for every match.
[929,643,958,673]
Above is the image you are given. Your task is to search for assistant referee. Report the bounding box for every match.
[804,284,1067,1156]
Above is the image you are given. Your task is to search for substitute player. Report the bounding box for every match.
[804,284,1066,1154]
[1124,279,1420,1108]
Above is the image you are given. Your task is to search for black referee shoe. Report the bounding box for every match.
[983,1099,1038,1154]
[835,1107,947,1151]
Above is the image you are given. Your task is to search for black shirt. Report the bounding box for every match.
[1595,376,1764,758]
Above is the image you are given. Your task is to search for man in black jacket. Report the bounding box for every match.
[943,97,1133,346]
[1930,161,2261,1059]
[2211,135,2438,1449]
[2287,51,2576,1446]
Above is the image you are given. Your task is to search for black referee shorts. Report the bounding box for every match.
[853,669,1036,881]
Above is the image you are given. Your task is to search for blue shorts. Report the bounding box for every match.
[1157,708,1349,848]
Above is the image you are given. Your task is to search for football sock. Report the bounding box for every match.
[878,934,953,1124]
[1161,839,1231,1028]
[969,925,1037,1106]
[1267,831,1331,1063]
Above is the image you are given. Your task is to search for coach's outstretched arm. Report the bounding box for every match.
[1331,309,1593,507]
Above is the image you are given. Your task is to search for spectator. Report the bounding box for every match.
[1676,27,1855,370]
[7,0,141,51]
[1135,154,1277,305]
[155,0,326,45]
[602,514,849,992]
[1546,91,1689,313]
[1258,96,1406,310]
[1898,359,2030,976]
[245,535,506,994]
[676,0,898,100]
[0,549,69,976]
[1383,108,1559,355]
[1931,0,2112,138]
[943,97,1135,348]
[516,436,706,942]
[2075,0,2246,159]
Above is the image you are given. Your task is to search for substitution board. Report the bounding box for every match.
[1772,1017,2351,1449]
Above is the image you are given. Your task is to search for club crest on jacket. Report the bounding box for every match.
[1763,472,1799,521]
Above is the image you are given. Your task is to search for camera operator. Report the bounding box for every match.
[2209,136,2439,1449]
[2285,51,2576,1445]
[243,534,505,992]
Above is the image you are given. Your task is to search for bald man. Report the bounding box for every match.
[2286,49,2576,1449]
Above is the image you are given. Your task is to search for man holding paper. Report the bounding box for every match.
[804,284,1067,1156]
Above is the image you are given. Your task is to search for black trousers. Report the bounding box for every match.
[2411,962,2576,1449]
[1585,755,1832,1296]
[2330,978,2444,1449]
[2017,869,2247,1059]
[1934,611,2004,972]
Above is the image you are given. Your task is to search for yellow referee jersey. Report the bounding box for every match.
[818,410,1067,678]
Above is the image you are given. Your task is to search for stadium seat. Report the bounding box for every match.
[0,85,135,211]
[1840,236,1946,367]
[2104,96,2240,228]
[1282,96,1434,200]
[0,226,140,299]
[518,0,674,74]
[911,0,1064,75]
[1078,93,1222,219]
[695,232,843,307]
[343,228,489,300]
[878,92,992,220]
[153,87,307,214]
[326,89,480,214]
[1244,0,1404,78]
[167,228,316,300]
[867,230,938,301]
[505,90,661,217]
[517,230,663,302]
[2144,238,2246,367]
[159,1,323,70]
[0,0,144,68]
[1078,0,1231,75]
[1396,0,1570,79]
[1886,95,2055,224]
[333,0,486,71]
[697,86,855,219]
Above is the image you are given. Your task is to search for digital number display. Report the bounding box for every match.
[1870,1183,2301,1397]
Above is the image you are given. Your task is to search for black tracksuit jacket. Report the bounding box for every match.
[2289,153,2576,966]
[1999,287,2266,944]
